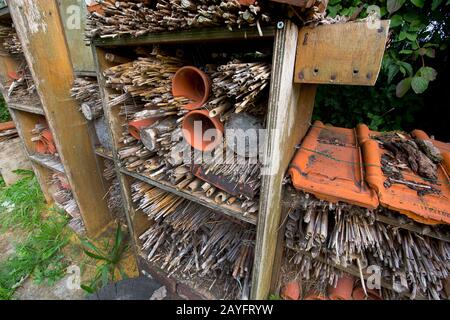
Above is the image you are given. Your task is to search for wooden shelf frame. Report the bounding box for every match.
[91,18,315,300]
[5,0,113,237]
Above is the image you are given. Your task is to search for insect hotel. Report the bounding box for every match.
[0,0,447,300]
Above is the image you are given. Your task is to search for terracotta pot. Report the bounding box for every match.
[238,0,256,5]
[304,291,328,300]
[352,287,383,300]
[328,275,355,300]
[172,66,211,110]
[0,121,15,132]
[281,281,301,300]
[87,3,104,15]
[128,118,161,140]
[182,109,223,151]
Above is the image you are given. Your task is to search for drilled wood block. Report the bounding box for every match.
[294,21,390,86]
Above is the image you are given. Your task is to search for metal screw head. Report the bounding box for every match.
[277,21,285,29]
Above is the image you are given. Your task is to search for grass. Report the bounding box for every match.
[0,170,70,300]
[0,95,11,123]
[80,225,129,294]
[0,170,45,231]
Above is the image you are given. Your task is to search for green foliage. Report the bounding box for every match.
[0,95,11,123]
[268,294,282,300]
[0,170,45,230]
[314,0,449,132]
[80,224,128,294]
[0,172,70,300]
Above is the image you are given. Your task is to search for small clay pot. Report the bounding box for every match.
[328,275,355,300]
[172,66,211,110]
[128,118,161,140]
[352,287,382,300]
[182,109,223,151]
[281,281,301,300]
[87,3,104,15]
[0,121,15,132]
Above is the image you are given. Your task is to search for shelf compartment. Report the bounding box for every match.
[120,168,257,225]
[93,26,276,47]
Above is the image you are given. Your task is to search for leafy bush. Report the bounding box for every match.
[314,0,449,139]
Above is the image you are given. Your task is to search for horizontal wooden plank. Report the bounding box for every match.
[294,21,390,86]
[120,168,257,226]
[375,214,450,243]
[8,102,45,115]
[29,154,65,173]
[74,71,98,78]
[93,26,276,47]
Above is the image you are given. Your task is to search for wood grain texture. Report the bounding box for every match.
[57,0,95,72]
[8,0,112,236]
[294,21,390,86]
[252,20,316,299]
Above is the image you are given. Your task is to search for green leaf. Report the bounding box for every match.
[398,31,407,41]
[387,0,406,13]
[406,32,417,41]
[398,61,413,77]
[399,49,413,54]
[101,266,109,287]
[432,0,444,9]
[387,64,400,83]
[81,284,95,294]
[396,77,412,97]
[425,48,436,58]
[410,0,425,7]
[419,67,437,81]
[411,76,429,94]
[390,15,403,28]
[83,249,109,261]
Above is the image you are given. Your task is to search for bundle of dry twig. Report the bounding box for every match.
[0,25,23,55]
[71,77,104,121]
[102,159,125,221]
[85,0,273,42]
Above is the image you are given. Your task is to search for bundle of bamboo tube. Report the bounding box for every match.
[71,77,104,121]
[209,59,271,114]
[85,0,273,42]
[284,191,450,300]
[132,180,255,299]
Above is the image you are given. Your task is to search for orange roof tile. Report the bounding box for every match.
[288,121,379,209]
[357,124,450,225]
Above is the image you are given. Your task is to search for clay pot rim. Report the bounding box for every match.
[128,118,162,140]
[172,66,211,110]
[182,109,224,152]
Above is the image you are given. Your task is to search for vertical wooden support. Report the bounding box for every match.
[252,21,317,299]
[57,0,95,73]
[8,0,112,236]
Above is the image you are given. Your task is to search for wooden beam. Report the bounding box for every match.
[252,20,317,299]
[57,0,95,73]
[294,21,390,86]
[8,0,112,236]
